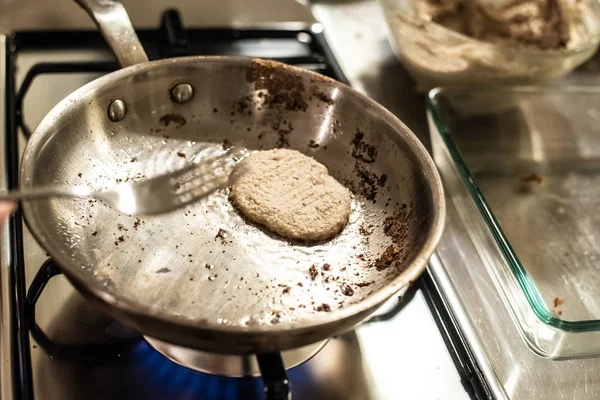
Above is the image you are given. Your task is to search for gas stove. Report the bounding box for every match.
[0,2,481,400]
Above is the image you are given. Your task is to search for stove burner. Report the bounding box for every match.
[127,340,315,400]
[129,340,267,400]
[144,336,328,377]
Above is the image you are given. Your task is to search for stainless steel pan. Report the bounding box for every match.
[20,0,445,354]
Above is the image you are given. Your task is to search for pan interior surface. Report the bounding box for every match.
[21,58,439,335]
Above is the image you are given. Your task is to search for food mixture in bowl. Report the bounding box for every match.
[381,0,600,90]
[415,0,571,50]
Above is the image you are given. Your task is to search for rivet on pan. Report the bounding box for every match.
[108,99,127,122]
[171,83,194,104]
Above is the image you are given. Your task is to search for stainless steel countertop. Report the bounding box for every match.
[311,0,600,399]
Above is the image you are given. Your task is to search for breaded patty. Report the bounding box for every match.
[229,149,351,241]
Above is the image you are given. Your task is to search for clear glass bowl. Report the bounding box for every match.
[379,0,600,92]
[428,86,600,359]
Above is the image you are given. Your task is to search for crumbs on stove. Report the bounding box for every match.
[553,297,565,308]
[553,296,565,316]
[518,172,545,193]
[520,172,544,184]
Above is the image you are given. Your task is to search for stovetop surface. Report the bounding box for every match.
[0,7,471,399]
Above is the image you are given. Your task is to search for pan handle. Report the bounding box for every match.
[74,0,149,68]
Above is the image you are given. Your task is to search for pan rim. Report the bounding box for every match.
[19,55,445,339]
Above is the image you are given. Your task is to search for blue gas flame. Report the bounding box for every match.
[126,340,313,399]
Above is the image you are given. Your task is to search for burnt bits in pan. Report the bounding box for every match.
[311,88,334,106]
[309,265,319,280]
[237,60,311,149]
[244,60,338,149]
[308,140,320,149]
[348,129,387,202]
[230,93,295,148]
[159,113,186,129]
[314,303,332,312]
[214,228,231,245]
[230,94,254,118]
[340,282,355,297]
[372,204,424,272]
[272,118,294,148]
[246,59,308,112]
[351,130,377,163]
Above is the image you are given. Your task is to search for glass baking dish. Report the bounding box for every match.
[427,86,600,359]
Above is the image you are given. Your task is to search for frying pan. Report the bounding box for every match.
[20,0,445,354]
